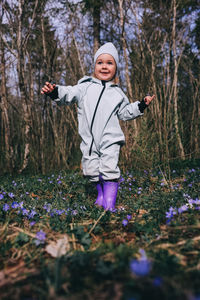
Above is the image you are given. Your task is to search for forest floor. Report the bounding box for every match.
[0,160,199,300]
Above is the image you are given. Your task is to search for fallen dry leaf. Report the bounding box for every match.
[45,235,70,258]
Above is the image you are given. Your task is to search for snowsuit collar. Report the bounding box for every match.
[78,76,118,87]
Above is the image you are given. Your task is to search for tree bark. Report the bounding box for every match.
[93,1,101,54]
[172,0,185,159]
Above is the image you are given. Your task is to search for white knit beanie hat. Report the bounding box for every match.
[94,42,119,68]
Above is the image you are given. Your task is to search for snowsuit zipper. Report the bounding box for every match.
[89,80,106,156]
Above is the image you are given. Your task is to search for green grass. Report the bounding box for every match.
[0,161,199,300]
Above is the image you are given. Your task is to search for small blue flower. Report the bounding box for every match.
[11,202,19,208]
[43,203,51,212]
[37,230,46,239]
[119,177,125,183]
[3,203,10,211]
[8,192,14,198]
[30,221,36,226]
[55,209,64,215]
[29,210,37,218]
[72,210,78,216]
[22,208,29,215]
[19,201,24,208]
[122,219,128,226]
[178,205,188,214]
[130,249,152,276]
[127,214,132,220]
[0,194,4,200]
[35,230,46,242]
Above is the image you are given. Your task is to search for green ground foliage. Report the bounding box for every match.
[0,160,199,300]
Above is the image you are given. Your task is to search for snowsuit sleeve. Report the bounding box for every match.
[117,91,143,121]
[53,84,83,106]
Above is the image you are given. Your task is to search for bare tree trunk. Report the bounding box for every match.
[172,0,185,159]
[189,70,200,157]
[0,41,13,170]
[118,0,138,165]
[72,33,85,76]
[118,0,133,100]
[40,15,48,173]
[17,0,31,173]
[93,1,101,54]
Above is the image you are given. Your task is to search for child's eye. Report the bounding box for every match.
[97,61,102,64]
[108,62,113,65]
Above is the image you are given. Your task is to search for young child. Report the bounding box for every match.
[41,42,155,212]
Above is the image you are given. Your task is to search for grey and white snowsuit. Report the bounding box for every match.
[54,76,143,182]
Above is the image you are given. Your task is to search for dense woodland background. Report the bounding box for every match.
[0,0,199,175]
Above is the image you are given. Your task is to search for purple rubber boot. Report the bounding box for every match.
[94,177,104,207]
[103,180,118,212]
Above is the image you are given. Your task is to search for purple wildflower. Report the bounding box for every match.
[22,208,29,216]
[178,205,188,214]
[0,194,4,200]
[194,198,200,205]
[43,203,51,212]
[166,206,177,224]
[122,219,128,226]
[11,202,19,208]
[8,192,14,198]
[3,203,10,211]
[72,210,78,216]
[189,169,195,173]
[130,249,152,276]
[29,210,37,218]
[127,214,132,220]
[55,209,64,215]
[35,230,46,245]
[30,221,36,226]
[119,177,125,183]
[19,201,24,208]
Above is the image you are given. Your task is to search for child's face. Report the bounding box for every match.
[94,54,117,81]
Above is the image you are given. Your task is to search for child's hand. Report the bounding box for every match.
[41,82,56,95]
[144,95,155,105]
